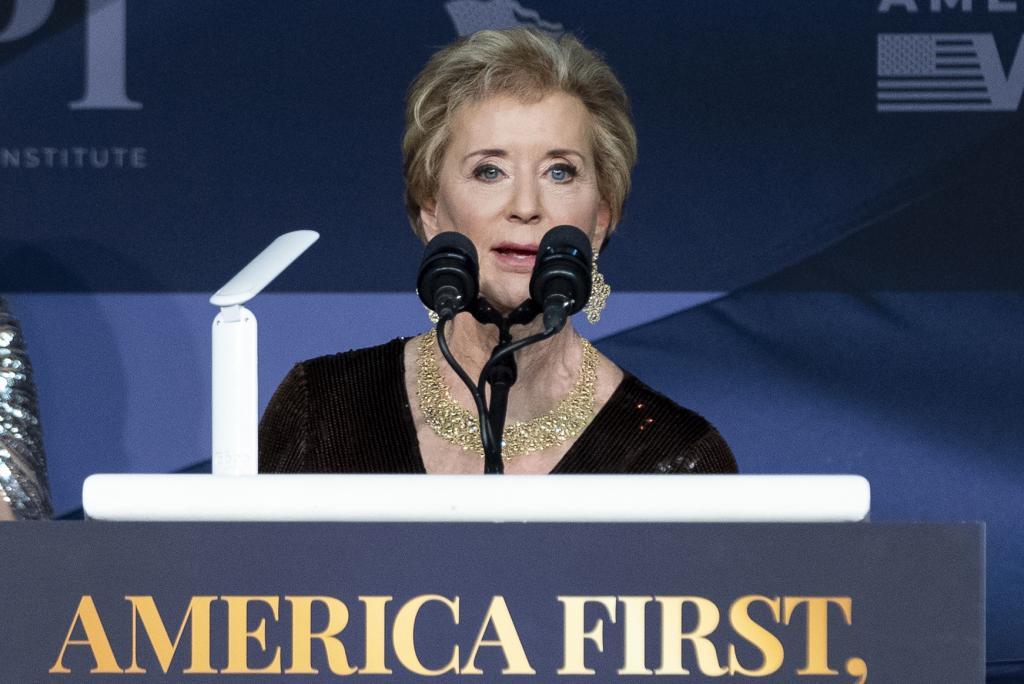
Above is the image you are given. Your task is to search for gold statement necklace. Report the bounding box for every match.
[416,328,598,459]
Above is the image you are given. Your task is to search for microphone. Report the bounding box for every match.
[417,231,479,320]
[529,226,593,332]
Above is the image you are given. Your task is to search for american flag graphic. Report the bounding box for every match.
[877,34,996,112]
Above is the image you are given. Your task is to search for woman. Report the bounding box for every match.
[0,296,53,520]
[259,28,736,475]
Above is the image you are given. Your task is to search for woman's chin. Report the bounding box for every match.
[479,284,531,314]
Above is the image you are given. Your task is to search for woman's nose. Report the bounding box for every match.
[506,178,542,225]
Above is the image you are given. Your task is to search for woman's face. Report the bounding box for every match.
[421,91,611,313]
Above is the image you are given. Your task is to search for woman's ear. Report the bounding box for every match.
[593,199,613,254]
[420,199,441,241]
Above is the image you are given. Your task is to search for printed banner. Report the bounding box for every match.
[0,522,985,682]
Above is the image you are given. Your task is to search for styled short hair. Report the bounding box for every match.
[403,28,637,240]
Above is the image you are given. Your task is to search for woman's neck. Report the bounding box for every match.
[438,314,584,422]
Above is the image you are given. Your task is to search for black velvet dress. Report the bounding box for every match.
[259,338,738,474]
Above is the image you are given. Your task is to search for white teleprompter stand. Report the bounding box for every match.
[209,230,319,475]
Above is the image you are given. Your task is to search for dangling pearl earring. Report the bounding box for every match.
[584,255,611,324]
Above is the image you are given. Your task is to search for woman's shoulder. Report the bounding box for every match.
[573,371,738,474]
[615,372,714,430]
[295,337,408,381]
[259,337,418,473]
[278,336,412,433]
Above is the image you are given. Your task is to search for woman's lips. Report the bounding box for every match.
[491,243,538,272]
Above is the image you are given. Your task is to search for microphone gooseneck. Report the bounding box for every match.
[417,232,479,320]
[529,225,593,334]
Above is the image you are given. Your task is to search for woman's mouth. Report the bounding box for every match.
[492,243,538,272]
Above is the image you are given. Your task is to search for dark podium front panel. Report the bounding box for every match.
[0,522,982,682]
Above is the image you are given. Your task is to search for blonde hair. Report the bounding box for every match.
[403,28,637,240]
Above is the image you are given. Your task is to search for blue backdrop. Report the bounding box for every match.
[2,0,1021,661]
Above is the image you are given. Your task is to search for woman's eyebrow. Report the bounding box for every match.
[463,148,506,162]
[461,148,586,162]
[547,148,585,159]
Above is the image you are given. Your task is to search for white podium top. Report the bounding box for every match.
[82,474,870,523]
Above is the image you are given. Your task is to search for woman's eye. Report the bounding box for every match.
[474,165,503,181]
[548,163,577,183]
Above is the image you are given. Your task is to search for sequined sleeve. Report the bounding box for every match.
[658,425,738,474]
[0,297,53,520]
[258,363,311,473]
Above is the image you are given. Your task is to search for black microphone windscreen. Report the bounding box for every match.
[423,231,478,264]
[417,231,480,316]
[530,226,593,318]
[538,225,592,264]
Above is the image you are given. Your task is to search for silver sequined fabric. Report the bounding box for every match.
[0,297,52,520]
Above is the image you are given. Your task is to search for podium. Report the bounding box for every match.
[0,477,984,682]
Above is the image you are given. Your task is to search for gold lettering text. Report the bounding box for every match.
[557,595,616,675]
[124,595,216,674]
[360,596,393,674]
[222,595,282,674]
[654,596,727,676]
[783,596,853,675]
[49,595,123,674]
[461,596,535,675]
[284,596,357,675]
[727,595,784,676]
[618,596,654,676]
[392,594,460,676]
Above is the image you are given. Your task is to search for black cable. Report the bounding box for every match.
[434,299,565,474]
[435,315,499,471]
[476,324,561,474]
[477,315,564,391]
